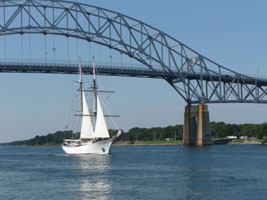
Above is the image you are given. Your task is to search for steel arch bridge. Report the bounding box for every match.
[0,0,267,104]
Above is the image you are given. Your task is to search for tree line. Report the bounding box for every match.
[3,122,267,146]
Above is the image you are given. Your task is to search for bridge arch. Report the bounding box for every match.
[0,0,267,104]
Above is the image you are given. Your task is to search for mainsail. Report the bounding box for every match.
[80,91,94,139]
[94,95,110,138]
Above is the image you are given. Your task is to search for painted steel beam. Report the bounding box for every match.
[0,0,267,104]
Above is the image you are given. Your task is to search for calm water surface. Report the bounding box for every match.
[0,145,267,200]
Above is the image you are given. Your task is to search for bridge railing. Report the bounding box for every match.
[0,58,267,82]
[0,58,164,71]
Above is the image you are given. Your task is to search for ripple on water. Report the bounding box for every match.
[0,145,267,200]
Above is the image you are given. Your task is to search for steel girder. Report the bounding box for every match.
[0,0,267,104]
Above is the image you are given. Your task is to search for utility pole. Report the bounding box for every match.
[154,132,156,141]
[174,131,177,141]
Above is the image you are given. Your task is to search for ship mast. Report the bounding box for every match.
[78,58,83,113]
[93,57,97,121]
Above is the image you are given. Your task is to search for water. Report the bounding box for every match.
[0,145,267,200]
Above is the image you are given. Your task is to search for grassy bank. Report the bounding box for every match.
[213,138,266,144]
[114,140,183,146]
[230,139,264,144]
[115,139,267,146]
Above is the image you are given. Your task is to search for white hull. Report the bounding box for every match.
[62,139,113,155]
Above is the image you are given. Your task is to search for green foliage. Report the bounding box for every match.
[3,122,267,146]
[7,130,76,146]
[120,125,183,142]
[210,122,267,139]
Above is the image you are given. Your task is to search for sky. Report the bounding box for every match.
[0,0,267,142]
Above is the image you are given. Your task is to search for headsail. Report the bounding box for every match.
[94,95,110,138]
[80,91,94,139]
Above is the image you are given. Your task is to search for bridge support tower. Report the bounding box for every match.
[183,104,213,146]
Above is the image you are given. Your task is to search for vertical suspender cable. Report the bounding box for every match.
[29,34,31,63]
[120,52,122,68]
[21,35,24,61]
[88,14,91,63]
[20,7,23,62]
[109,48,112,67]
[3,2,6,62]
[45,35,47,63]
[28,1,31,63]
[98,44,101,63]
[53,35,56,65]
[75,4,80,61]
[66,8,69,64]
[130,52,132,68]
[67,37,69,64]
[52,1,56,65]
[4,36,6,62]
[76,38,79,60]
[89,41,91,63]
[44,6,47,63]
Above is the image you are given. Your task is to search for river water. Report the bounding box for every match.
[0,145,267,200]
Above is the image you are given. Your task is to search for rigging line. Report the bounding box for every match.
[101,92,120,130]
[72,91,81,139]
[97,75,120,130]
[66,87,75,133]
[71,106,74,139]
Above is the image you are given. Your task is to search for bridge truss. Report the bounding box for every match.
[0,0,267,104]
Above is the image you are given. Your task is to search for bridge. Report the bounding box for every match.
[0,0,266,145]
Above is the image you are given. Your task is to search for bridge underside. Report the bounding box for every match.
[2,61,267,105]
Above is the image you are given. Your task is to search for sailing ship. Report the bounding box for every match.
[62,58,122,154]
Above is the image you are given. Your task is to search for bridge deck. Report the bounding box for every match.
[0,61,267,87]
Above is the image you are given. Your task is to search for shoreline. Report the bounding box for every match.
[1,139,266,147]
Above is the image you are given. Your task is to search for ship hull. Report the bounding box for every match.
[61,139,113,155]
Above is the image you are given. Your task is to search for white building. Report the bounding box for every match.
[226,136,237,139]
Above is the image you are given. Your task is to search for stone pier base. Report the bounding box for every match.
[183,104,213,146]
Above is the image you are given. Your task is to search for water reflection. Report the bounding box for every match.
[183,147,213,200]
[77,155,111,200]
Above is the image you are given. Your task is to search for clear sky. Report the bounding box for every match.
[0,0,267,142]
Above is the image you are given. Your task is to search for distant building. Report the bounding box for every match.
[226,136,237,139]
[165,138,173,141]
[248,137,257,139]
[240,136,248,140]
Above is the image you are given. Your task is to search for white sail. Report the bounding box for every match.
[94,95,110,138]
[80,91,94,139]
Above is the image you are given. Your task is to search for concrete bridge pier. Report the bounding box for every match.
[183,104,213,146]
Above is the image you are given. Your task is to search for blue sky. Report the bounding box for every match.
[0,0,267,142]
